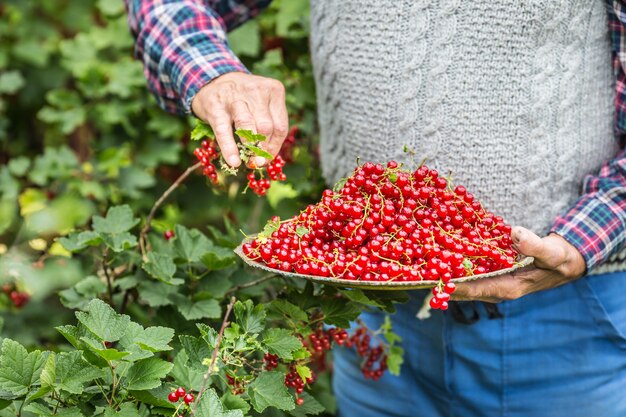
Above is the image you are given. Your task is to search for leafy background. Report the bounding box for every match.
[0,0,318,339]
[0,1,406,416]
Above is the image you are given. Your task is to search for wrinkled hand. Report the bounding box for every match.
[191,72,288,168]
[453,226,587,303]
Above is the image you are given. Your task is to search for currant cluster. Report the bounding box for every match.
[343,327,388,380]
[243,161,517,310]
[430,282,456,310]
[167,386,194,406]
[284,364,314,405]
[246,155,287,196]
[193,141,288,196]
[2,283,29,309]
[193,140,219,184]
[263,353,279,370]
[225,373,246,395]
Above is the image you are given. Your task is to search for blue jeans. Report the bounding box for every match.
[333,271,626,417]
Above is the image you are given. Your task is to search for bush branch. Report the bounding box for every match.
[139,162,202,261]
[191,296,236,416]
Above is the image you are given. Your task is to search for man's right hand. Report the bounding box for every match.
[191,72,289,168]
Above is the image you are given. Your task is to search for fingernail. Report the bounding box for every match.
[255,157,267,166]
[227,155,240,167]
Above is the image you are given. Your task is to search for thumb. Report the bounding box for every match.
[511,226,567,269]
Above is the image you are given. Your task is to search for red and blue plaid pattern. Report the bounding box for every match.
[549,1,626,270]
[125,0,626,271]
[124,0,270,114]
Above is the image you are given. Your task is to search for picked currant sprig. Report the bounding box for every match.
[190,121,288,196]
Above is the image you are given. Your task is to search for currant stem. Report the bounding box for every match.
[139,162,203,261]
[191,296,236,416]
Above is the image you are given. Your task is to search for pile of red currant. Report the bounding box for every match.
[242,161,517,310]
[192,140,288,197]
[167,386,195,415]
[2,283,30,309]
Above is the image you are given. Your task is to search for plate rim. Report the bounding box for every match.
[234,235,534,291]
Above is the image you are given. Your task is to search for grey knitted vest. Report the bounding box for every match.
[310,0,626,273]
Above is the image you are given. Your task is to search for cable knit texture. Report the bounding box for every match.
[310,0,623,273]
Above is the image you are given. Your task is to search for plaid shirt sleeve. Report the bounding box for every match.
[125,0,271,114]
[549,1,626,270]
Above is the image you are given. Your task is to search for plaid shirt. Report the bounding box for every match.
[125,0,626,271]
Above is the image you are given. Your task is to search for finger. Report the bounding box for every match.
[247,100,274,167]
[453,274,525,303]
[205,108,240,168]
[266,86,289,157]
[512,226,567,270]
[230,100,256,133]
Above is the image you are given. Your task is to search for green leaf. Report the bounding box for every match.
[171,350,203,391]
[178,336,211,373]
[191,120,214,141]
[234,300,266,334]
[387,345,404,376]
[263,329,302,360]
[28,146,79,186]
[287,392,325,417]
[295,226,310,238]
[243,143,273,160]
[92,205,139,234]
[235,129,266,142]
[76,299,131,342]
[58,231,102,252]
[267,182,298,209]
[129,385,177,409]
[0,71,25,94]
[0,339,48,396]
[173,225,213,263]
[97,0,125,16]
[338,289,385,308]
[319,299,361,328]
[56,351,103,394]
[142,252,183,285]
[55,325,81,349]
[136,327,175,352]
[7,157,30,177]
[228,20,261,57]
[269,300,308,322]
[138,281,179,307]
[196,388,244,417]
[125,357,173,391]
[81,337,131,361]
[104,402,142,417]
[257,216,281,241]
[295,364,311,382]
[39,353,56,389]
[60,276,108,310]
[117,323,155,362]
[103,232,138,252]
[247,371,294,413]
[276,0,309,36]
[23,403,85,416]
[221,392,251,414]
[200,247,236,271]
[177,299,221,321]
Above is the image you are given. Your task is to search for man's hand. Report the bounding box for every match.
[453,226,587,303]
[191,72,289,168]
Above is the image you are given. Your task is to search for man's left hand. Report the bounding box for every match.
[453,226,587,303]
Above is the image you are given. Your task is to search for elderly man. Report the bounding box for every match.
[125,1,626,416]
